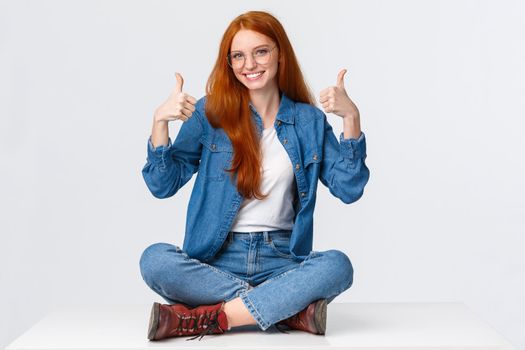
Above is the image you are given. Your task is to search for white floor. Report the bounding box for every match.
[5,302,516,349]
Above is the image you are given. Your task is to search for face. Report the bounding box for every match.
[229,29,279,92]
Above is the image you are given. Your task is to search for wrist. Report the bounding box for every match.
[153,114,168,125]
[342,114,361,139]
[342,111,359,121]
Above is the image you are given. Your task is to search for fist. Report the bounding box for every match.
[154,72,197,123]
[319,68,359,119]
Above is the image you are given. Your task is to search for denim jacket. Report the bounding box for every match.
[142,92,370,263]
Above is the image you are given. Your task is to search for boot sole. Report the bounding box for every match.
[314,299,327,335]
[148,302,160,340]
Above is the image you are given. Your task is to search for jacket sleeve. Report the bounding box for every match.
[141,109,204,199]
[319,113,370,204]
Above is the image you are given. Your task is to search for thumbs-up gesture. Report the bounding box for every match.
[319,69,360,120]
[154,72,197,123]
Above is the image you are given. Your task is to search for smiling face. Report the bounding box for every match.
[230,29,279,93]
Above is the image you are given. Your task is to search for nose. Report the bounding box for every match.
[244,54,257,70]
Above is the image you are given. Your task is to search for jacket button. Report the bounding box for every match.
[313,154,318,160]
[295,163,300,170]
[301,192,306,197]
[211,144,216,150]
[277,120,282,126]
[283,139,288,144]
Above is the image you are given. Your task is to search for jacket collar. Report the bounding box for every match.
[249,91,295,125]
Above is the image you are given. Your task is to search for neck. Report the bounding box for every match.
[249,86,281,126]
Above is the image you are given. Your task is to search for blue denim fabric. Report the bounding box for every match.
[141,92,369,263]
[139,230,354,331]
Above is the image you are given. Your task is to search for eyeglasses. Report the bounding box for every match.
[227,45,277,69]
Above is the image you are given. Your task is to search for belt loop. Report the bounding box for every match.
[228,232,233,242]
[263,231,270,243]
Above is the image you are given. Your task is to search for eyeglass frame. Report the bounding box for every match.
[226,45,278,69]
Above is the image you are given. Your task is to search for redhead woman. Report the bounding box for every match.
[140,10,369,341]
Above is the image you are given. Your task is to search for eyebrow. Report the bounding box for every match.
[230,44,271,53]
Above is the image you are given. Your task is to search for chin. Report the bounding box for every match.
[245,82,267,90]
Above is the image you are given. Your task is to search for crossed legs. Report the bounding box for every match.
[139,242,353,331]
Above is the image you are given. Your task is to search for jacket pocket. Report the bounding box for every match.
[199,135,233,182]
[304,148,322,168]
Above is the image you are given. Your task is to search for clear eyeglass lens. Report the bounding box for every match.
[229,48,272,68]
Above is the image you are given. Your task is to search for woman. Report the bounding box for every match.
[140,10,369,341]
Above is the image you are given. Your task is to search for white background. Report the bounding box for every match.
[1,0,524,348]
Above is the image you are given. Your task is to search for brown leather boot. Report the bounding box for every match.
[147,301,229,341]
[275,299,327,335]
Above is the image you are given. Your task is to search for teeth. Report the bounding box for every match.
[245,72,263,78]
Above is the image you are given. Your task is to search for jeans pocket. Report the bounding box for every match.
[267,236,294,259]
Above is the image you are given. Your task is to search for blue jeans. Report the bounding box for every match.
[139,230,353,331]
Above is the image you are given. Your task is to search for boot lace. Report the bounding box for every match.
[170,309,224,341]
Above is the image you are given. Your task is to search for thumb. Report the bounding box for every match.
[174,72,184,94]
[336,68,347,89]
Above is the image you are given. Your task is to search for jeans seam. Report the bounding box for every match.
[255,264,298,289]
[177,247,250,289]
[198,261,250,288]
[239,291,271,331]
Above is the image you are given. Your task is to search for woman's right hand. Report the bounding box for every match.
[154,72,197,123]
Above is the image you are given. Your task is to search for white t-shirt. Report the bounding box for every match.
[230,126,297,232]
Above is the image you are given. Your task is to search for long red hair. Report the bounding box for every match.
[205,11,315,199]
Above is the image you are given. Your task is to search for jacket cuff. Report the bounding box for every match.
[147,136,173,167]
[339,131,366,160]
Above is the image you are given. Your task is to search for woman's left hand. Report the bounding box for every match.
[319,69,360,120]
[319,69,362,139]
